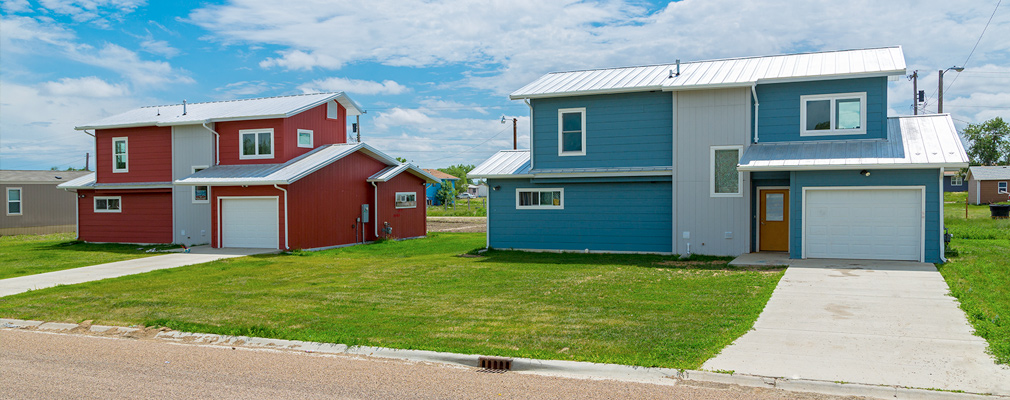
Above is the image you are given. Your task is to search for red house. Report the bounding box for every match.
[59,92,437,250]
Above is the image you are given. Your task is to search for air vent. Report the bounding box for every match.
[477,356,512,372]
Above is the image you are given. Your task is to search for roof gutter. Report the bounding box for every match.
[371,182,379,238]
[202,122,221,165]
[738,163,970,172]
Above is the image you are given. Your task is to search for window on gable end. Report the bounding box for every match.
[557,108,586,156]
[297,129,313,148]
[239,129,274,160]
[112,137,128,172]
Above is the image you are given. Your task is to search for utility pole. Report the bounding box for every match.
[910,70,918,115]
[355,115,361,142]
[512,117,517,150]
[938,69,944,114]
[85,152,90,171]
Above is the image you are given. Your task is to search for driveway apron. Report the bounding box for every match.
[703,258,1010,395]
[0,247,272,297]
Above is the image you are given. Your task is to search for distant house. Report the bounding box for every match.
[423,169,459,205]
[967,166,1010,204]
[943,170,967,192]
[2,170,92,235]
[466,182,489,198]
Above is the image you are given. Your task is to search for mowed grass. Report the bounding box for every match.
[939,192,1010,364]
[0,233,175,280]
[0,233,783,369]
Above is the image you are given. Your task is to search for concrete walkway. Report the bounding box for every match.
[0,247,272,297]
[706,254,1010,395]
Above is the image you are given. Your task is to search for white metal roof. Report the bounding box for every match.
[367,163,439,183]
[511,47,906,99]
[1,170,91,184]
[175,142,403,186]
[77,92,364,130]
[738,114,968,171]
[968,166,1010,180]
[469,150,532,178]
[56,173,174,190]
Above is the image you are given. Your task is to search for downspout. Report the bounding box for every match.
[371,182,379,238]
[750,84,760,143]
[525,99,533,169]
[273,184,289,250]
[939,168,946,263]
[202,122,221,165]
[81,129,96,240]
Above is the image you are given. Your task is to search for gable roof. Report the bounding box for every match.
[969,166,1010,180]
[511,46,905,99]
[1,170,92,184]
[368,164,439,183]
[422,169,459,180]
[738,114,968,171]
[174,142,435,186]
[469,150,532,178]
[77,92,364,130]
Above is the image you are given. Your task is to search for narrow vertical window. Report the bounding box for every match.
[711,146,742,197]
[112,137,128,172]
[7,188,22,215]
[557,108,586,156]
[192,166,210,203]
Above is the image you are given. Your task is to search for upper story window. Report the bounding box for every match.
[326,101,340,120]
[112,137,128,173]
[395,192,417,209]
[240,129,274,160]
[517,188,564,209]
[7,187,22,216]
[558,108,586,156]
[297,129,314,148]
[950,175,963,186]
[711,145,742,197]
[800,92,866,136]
[94,196,121,213]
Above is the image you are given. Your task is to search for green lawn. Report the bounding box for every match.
[0,233,783,370]
[0,233,176,280]
[939,192,1010,364]
[426,198,487,217]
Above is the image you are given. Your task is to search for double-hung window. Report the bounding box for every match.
[711,145,742,197]
[800,92,867,136]
[297,129,314,148]
[7,187,22,215]
[999,181,1008,194]
[558,108,586,156]
[239,129,274,160]
[94,196,121,213]
[112,137,128,172]
[516,188,564,209]
[192,166,210,203]
[395,192,417,209]
[950,175,963,186]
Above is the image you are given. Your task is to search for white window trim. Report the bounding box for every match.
[238,128,275,160]
[6,187,22,216]
[950,175,963,186]
[112,137,129,173]
[799,92,867,136]
[515,188,565,210]
[395,192,417,209]
[710,145,744,198]
[297,129,314,148]
[94,196,122,213]
[557,108,586,156]
[999,181,1008,194]
[192,165,210,204]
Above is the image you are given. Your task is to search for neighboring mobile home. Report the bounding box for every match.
[943,170,967,192]
[471,47,968,263]
[967,166,1010,204]
[59,93,437,250]
[2,170,91,235]
[423,169,459,206]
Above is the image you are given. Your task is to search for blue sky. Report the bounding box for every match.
[1,0,1008,171]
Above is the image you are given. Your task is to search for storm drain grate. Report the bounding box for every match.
[477,356,512,372]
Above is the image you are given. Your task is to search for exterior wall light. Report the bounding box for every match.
[860,170,871,177]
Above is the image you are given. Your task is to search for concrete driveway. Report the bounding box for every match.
[0,246,273,297]
[704,255,1010,395]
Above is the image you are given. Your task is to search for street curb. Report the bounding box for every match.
[2,318,1005,399]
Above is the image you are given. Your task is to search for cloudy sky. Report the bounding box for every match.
[1,0,1008,171]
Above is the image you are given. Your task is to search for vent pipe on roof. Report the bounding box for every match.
[182,100,187,116]
[669,60,681,78]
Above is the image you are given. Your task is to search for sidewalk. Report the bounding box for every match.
[0,247,273,297]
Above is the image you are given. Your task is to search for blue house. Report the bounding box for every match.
[943,170,967,192]
[423,169,459,206]
[471,47,969,263]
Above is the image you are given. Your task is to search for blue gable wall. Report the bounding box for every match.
[756,77,888,142]
[788,169,942,263]
[487,178,672,253]
[531,91,672,170]
[426,179,456,205]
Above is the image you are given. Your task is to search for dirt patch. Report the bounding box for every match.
[427,217,486,233]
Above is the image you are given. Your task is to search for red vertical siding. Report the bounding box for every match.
[95,126,172,183]
[287,151,388,249]
[282,102,346,161]
[377,173,428,239]
[216,118,285,165]
[77,189,173,243]
[210,185,287,248]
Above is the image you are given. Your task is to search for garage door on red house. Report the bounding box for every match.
[220,197,279,249]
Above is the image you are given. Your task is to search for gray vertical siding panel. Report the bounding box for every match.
[172,124,214,245]
[0,183,79,235]
[675,88,752,256]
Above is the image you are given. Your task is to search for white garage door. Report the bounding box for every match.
[804,188,922,261]
[221,198,279,249]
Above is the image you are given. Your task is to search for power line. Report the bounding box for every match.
[926,0,1002,103]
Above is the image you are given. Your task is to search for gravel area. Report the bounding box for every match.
[1,328,861,400]
[427,216,487,233]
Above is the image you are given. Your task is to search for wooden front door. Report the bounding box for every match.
[759,189,789,252]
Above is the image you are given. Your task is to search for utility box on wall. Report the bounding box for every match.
[361,204,369,223]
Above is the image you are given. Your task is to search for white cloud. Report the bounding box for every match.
[36,0,146,26]
[1,0,32,13]
[298,77,409,95]
[373,108,434,130]
[214,80,277,99]
[67,43,194,87]
[140,39,180,58]
[40,76,129,97]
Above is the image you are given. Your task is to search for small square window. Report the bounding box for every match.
[239,129,274,159]
[95,196,122,213]
[950,175,963,186]
[395,192,417,209]
[297,129,313,148]
[557,108,585,156]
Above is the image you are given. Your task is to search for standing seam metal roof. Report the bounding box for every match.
[469,150,532,177]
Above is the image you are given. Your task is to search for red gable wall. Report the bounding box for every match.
[216,102,347,166]
[377,172,428,239]
[95,126,173,184]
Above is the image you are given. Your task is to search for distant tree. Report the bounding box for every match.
[395,157,408,164]
[962,117,1010,166]
[435,181,455,205]
[439,164,475,194]
[51,166,87,171]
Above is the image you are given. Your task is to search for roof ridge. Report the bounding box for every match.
[139,92,342,109]
[541,46,902,75]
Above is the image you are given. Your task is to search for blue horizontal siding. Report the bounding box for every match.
[789,169,942,263]
[531,92,672,170]
[488,178,672,253]
[943,176,967,192]
[756,77,888,142]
